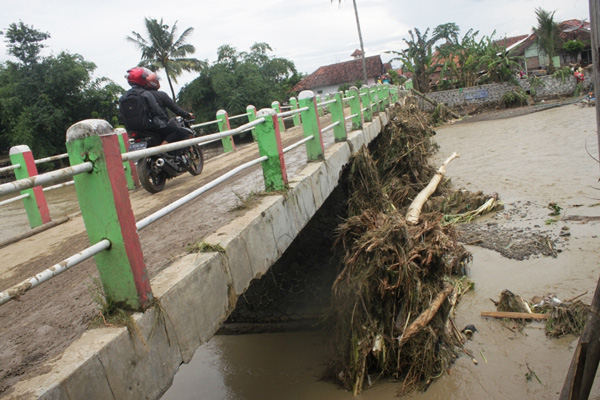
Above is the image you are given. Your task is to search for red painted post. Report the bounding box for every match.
[255,108,288,191]
[115,128,139,190]
[66,119,152,310]
[9,145,51,228]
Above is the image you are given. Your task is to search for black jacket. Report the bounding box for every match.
[148,90,192,122]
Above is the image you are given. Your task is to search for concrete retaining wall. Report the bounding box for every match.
[10,111,390,400]
[423,74,592,110]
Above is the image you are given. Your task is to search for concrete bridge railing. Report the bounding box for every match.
[0,84,402,310]
[9,95,396,399]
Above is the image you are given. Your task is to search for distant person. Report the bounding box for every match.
[119,67,194,148]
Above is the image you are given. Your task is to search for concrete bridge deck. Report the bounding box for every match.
[3,110,391,399]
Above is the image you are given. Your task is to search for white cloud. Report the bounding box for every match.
[0,0,589,93]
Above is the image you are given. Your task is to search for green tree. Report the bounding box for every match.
[0,23,123,159]
[387,23,460,93]
[2,21,49,66]
[532,8,561,73]
[127,17,206,100]
[179,43,300,130]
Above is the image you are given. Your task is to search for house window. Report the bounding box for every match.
[317,90,323,94]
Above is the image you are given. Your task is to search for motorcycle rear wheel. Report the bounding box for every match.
[138,157,167,193]
[187,144,204,176]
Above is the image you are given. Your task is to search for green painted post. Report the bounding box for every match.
[323,94,330,114]
[347,86,362,130]
[254,108,287,191]
[270,101,286,132]
[298,90,324,161]
[360,85,373,122]
[66,119,152,311]
[380,83,389,110]
[330,91,347,142]
[370,85,379,113]
[246,105,258,141]
[289,97,301,127]
[9,145,51,228]
[115,128,138,190]
[216,110,236,152]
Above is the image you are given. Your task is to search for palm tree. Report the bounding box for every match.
[532,8,561,73]
[127,18,206,99]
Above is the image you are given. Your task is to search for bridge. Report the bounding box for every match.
[0,86,401,399]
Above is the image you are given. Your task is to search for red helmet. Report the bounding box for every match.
[126,67,160,89]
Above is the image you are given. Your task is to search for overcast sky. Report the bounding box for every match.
[0,0,590,93]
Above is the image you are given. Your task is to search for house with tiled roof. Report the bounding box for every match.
[509,19,591,71]
[292,52,391,95]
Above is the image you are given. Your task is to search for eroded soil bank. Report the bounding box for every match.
[163,103,600,400]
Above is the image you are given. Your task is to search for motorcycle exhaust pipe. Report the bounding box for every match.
[155,158,165,167]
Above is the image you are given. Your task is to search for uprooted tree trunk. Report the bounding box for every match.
[406,152,460,225]
[410,89,461,119]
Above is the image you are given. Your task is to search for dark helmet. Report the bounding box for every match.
[126,67,160,89]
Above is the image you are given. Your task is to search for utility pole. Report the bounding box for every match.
[352,0,369,84]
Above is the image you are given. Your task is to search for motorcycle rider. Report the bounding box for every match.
[122,67,194,155]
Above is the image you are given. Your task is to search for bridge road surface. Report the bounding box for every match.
[0,111,357,394]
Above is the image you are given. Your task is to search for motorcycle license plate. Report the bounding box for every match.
[129,141,147,151]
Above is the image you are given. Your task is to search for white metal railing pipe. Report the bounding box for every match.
[0,164,20,174]
[361,107,368,112]
[321,121,340,133]
[0,239,111,306]
[0,162,93,197]
[35,153,69,165]
[276,107,308,119]
[190,119,219,129]
[282,136,314,154]
[123,118,266,163]
[344,113,359,121]
[228,113,250,121]
[317,99,336,107]
[282,116,294,121]
[136,155,268,231]
[42,180,75,192]
[0,193,29,207]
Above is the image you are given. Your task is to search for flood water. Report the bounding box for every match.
[162,105,600,400]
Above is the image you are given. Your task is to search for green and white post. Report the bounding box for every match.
[246,105,258,141]
[330,91,347,142]
[114,128,139,190]
[271,101,285,132]
[254,108,288,191]
[288,97,301,127]
[360,85,373,123]
[347,86,362,130]
[298,90,325,161]
[9,145,51,228]
[66,119,152,311]
[216,110,236,152]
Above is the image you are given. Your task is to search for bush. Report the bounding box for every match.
[552,67,573,84]
[502,88,529,108]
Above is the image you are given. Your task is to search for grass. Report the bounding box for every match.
[186,242,226,253]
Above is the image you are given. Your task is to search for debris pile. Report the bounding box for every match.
[325,104,484,395]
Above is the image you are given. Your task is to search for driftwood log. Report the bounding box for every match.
[481,311,549,320]
[406,152,460,225]
[398,283,453,345]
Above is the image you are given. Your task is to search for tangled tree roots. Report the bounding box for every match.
[326,105,472,395]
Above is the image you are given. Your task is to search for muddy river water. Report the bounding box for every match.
[162,104,600,400]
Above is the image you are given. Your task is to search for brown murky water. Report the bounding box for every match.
[163,104,600,400]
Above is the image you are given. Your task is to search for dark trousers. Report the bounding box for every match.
[153,122,190,143]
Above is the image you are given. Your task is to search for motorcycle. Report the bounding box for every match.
[128,117,204,193]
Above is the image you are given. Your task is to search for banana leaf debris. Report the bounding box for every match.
[324,103,499,395]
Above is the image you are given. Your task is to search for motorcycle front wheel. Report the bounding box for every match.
[187,144,204,176]
[138,157,167,193]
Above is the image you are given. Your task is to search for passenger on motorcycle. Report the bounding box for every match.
[122,67,194,151]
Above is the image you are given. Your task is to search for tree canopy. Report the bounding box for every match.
[178,43,301,129]
[127,18,206,100]
[0,22,123,160]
